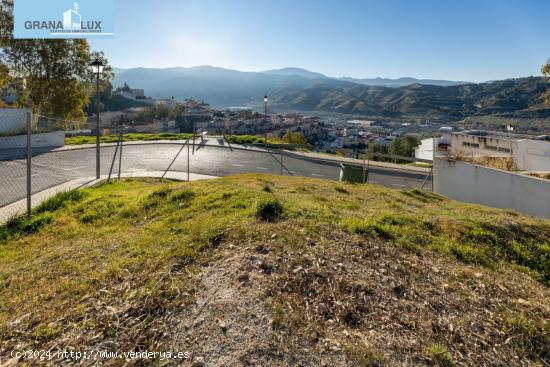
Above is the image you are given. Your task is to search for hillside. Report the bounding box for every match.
[0,176,548,366]
[271,77,550,121]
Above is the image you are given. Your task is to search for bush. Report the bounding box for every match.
[256,198,283,222]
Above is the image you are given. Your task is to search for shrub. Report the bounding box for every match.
[256,198,283,222]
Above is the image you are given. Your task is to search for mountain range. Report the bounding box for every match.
[113,66,549,124]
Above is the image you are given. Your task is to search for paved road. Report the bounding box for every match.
[0,143,431,208]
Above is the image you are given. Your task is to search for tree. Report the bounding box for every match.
[282,131,308,145]
[389,136,420,157]
[0,61,9,87]
[0,0,113,120]
[543,59,550,105]
[542,60,550,77]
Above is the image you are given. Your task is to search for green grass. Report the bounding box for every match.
[65,133,288,147]
[225,134,285,146]
[0,174,548,362]
[65,132,195,145]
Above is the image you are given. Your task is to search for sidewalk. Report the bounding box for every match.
[0,171,218,224]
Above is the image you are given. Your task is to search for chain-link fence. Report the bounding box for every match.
[1,109,432,222]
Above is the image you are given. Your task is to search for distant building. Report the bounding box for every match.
[415,138,435,161]
[118,89,145,100]
[449,130,550,171]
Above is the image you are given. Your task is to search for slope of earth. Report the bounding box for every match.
[0,175,548,366]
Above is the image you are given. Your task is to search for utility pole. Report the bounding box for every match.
[96,72,100,179]
[264,95,268,148]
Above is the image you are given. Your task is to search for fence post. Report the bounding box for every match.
[363,157,366,183]
[280,149,283,175]
[187,138,190,182]
[26,111,32,218]
[118,121,123,180]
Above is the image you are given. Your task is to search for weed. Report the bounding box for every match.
[427,342,452,366]
[34,190,87,214]
[334,186,349,194]
[344,343,385,367]
[0,213,53,241]
[344,219,393,240]
[256,198,283,222]
[170,189,195,206]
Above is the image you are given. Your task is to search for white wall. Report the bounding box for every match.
[415,138,434,161]
[434,157,550,218]
[0,131,65,149]
[0,108,31,134]
[515,140,550,171]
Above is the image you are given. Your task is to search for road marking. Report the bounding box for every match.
[311,173,325,177]
[256,166,268,170]
[392,184,406,187]
[232,164,245,167]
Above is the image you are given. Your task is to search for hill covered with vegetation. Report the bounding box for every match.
[271,77,550,122]
[0,176,548,366]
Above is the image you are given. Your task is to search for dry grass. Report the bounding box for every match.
[0,175,548,366]
[529,172,550,180]
[461,156,518,171]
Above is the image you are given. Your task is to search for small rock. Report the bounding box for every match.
[474,272,483,278]
[192,356,205,367]
[98,340,114,349]
[255,244,269,254]
[218,319,227,332]
[238,272,249,284]
[271,233,277,239]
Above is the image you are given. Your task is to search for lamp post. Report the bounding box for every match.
[90,58,105,179]
[263,95,268,147]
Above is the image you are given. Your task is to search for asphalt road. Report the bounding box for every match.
[0,143,431,208]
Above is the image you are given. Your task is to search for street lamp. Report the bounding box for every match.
[90,58,105,179]
[264,95,268,147]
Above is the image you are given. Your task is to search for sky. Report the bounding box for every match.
[89,0,550,82]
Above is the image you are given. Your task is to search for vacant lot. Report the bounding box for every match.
[0,175,548,366]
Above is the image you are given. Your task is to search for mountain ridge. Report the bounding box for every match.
[112,66,549,127]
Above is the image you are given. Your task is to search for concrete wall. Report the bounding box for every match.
[516,139,550,171]
[0,108,31,134]
[434,157,550,218]
[450,133,515,157]
[0,131,65,149]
